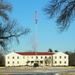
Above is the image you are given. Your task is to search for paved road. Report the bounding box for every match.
[0,67,75,75]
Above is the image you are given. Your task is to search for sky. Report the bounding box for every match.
[8,0,75,52]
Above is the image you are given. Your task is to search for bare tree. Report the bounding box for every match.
[0,0,30,53]
[0,0,12,21]
[43,0,75,32]
[0,20,30,53]
[0,53,5,66]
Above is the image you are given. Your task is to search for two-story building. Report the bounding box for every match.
[5,52,69,67]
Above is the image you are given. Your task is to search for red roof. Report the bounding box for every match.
[16,52,55,55]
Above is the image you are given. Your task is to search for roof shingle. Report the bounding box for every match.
[16,52,55,55]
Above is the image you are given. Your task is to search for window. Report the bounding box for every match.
[12,57,14,59]
[55,56,57,59]
[45,61,47,64]
[8,56,10,59]
[8,62,10,64]
[27,56,29,58]
[41,56,43,59]
[55,61,57,64]
[64,61,66,64]
[17,56,19,59]
[49,56,51,59]
[31,61,34,63]
[36,56,38,59]
[45,56,47,59]
[12,61,14,64]
[17,61,19,64]
[40,61,43,64]
[64,56,66,58]
[59,56,61,58]
[23,56,25,59]
[27,61,30,63]
[59,61,62,64]
[31,56,33,59]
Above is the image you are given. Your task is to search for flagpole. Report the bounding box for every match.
[35,22,38,53]
[35,10,38,56]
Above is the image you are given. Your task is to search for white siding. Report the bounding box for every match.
[5,52,69,67]
[53,52,69,66]
[5,52,23,66]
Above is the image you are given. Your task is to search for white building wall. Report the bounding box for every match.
[5,52,23,66]
[53,52,69,66]
[21,55,52,66]
[5,52,68,67]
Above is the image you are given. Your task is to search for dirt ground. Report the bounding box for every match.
[60,72,75,75]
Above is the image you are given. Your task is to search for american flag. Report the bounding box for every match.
[35,10,38,24]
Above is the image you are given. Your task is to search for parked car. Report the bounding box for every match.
[33,63,39,67]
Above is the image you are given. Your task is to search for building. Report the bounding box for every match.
[5,52,69,67]
[53,52,68,66]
